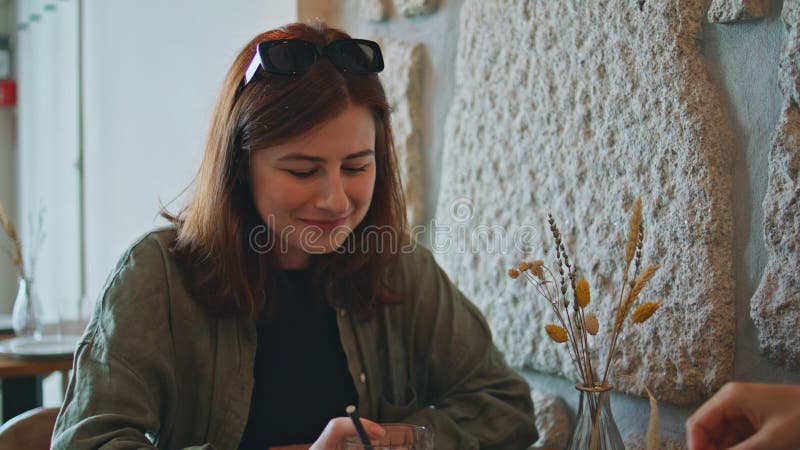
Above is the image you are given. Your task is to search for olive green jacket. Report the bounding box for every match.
[52,228,538,449]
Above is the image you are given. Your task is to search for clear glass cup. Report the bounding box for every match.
[341,423,434,450]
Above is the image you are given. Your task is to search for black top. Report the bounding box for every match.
[238,269,359,449]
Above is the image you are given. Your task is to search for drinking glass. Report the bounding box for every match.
[341,423,434,450]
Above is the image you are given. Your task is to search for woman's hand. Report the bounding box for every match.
[308,417,385,450]
[686,382,800,450]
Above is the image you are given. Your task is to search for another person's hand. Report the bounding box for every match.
[308,417,385,450]
[686,381,800,450]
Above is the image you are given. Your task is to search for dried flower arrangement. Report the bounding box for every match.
[508,197,660,387]
[508,197,661,449]
[0,199,27,280]
[0,199,44,282]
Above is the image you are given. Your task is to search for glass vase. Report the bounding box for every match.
[566,384,625,450]
[11,277,44,338]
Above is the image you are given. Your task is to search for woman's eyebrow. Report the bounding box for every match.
[277,149,375,162]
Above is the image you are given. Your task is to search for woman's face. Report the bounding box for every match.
[249,104,377,269]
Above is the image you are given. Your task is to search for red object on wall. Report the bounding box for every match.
[0,79,16,106]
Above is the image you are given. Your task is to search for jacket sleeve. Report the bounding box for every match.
[398,246,539,450]
[51,235,216,450]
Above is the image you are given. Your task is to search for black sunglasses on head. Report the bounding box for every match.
[242,38,384,86]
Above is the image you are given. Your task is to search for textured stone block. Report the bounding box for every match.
[530,389,571,449]
[434,0,735,404]
[751,0,800,369]
[378,39,425,226]
[707,0,769,23]
[360,0,388,22]
[396,0,437,17]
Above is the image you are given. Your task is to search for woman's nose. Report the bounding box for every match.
[314,172,350,215]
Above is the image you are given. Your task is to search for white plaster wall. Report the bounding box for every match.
[704,0,800,383]
[15,0,82,324]
[81,1,296,310]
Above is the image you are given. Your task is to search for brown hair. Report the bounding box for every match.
[164,21,407,318]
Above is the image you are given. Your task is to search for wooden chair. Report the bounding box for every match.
[0,406,60,450]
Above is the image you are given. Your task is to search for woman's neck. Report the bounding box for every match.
[270,249,311,269]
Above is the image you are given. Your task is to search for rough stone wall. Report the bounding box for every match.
[359,0,388,22]
[395,0,437,17]
[752,0,800,369]
[708,0,769,23]
[434,0,735,404]
[378,39,426,226]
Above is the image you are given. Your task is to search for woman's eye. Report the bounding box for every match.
[286,169,316,178]
[343,164,369,173]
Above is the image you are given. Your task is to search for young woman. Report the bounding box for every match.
[52,22,538,450]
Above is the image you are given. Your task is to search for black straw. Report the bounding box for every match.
[345,404,373,449]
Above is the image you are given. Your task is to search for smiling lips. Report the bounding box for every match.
[299,217,349,231]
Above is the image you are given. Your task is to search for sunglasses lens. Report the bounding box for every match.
[329,41,382,73]
[265,41,316,73]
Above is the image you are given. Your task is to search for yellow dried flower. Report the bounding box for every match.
[0,200,17,243]
[0,199,23,269]
[517,261,530,272]
[575,277,590,308]
[530,260,545,281]
[615,264,660,329]
[508,268,521,279]
[614,290,630,330]
[625,197,642,269]
[629,264,660,303]
[545,324,569,343]
[585,312,599,335]
[632,301,661,323]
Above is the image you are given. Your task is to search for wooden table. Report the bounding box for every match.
[0,322,85,422]
[0,352,73,422]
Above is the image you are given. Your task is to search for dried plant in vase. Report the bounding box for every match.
[0,199,46,337]
[0,200,26,280]
[508,197,661,450]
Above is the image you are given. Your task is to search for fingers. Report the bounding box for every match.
[687,382,751,449]
[687,382,800,450]
[729,415,800,450]
[310,417,385,450]
[686,415,714,450]
[688,382,742,430]
[358,418,386,439]
[728,422,782,450]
